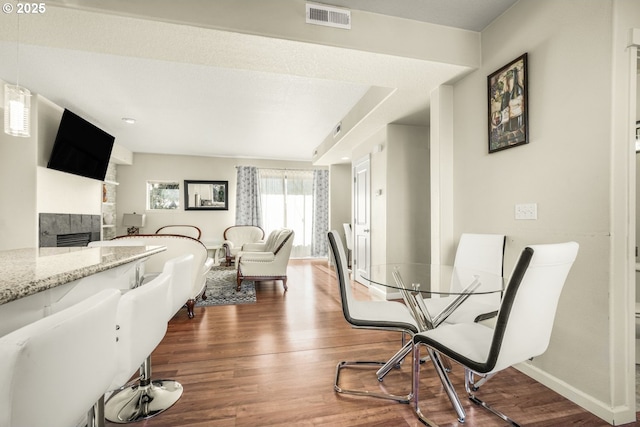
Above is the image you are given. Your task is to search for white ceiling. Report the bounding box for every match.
[0,0,516,164]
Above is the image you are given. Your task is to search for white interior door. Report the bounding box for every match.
[353,156,371,285]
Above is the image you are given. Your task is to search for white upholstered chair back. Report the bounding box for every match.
[109,272,172,390]
[342,223,353,251]
[264,228,294,253]
[490,241,579,373]
[0,289,121,427]
[327,230,417,331]
[224,225,264,245]
[163,254,194,316]
[328,230,356,313]
[113,234,211,299]
[454,233,505,275]
[430,233,505,324]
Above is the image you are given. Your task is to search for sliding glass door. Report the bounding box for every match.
[259,169,316,258]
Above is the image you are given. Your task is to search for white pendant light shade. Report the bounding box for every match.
[4,84,31,137]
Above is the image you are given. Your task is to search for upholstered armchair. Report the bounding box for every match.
[112,234,213,318]
[222,225,265,266]
[236,228,294,291]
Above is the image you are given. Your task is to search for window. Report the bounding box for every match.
[259,169,316,257]
[147,181,180,210]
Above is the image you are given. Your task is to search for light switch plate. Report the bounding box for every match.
[515,203,537,220]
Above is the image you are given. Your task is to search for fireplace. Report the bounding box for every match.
[56,232,92,247]
[39,213,101,247]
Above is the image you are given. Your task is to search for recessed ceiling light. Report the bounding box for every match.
[341,156,350,160]
[121,117,136,124]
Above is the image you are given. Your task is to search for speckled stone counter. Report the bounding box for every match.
[0,245,166,306]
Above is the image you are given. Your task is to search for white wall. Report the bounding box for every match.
[386,125,430,264]
[116,153,324,242]
[449,0,640,423]
[0,81,38,250]
[352,124,430,285]
[329,163,352,249]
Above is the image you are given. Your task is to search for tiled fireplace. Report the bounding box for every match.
[39,213,101,247]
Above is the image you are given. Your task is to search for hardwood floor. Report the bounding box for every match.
[109,259,638,427]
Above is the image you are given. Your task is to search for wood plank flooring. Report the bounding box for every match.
[107,259,638,427]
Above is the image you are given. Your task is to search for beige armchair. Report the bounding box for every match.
[236,228,294,291]
[112,234,214,318]
[222,225,265,266]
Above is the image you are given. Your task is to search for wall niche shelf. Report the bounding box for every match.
[101,165,118,240]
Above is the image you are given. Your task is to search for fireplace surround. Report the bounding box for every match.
[39,213,101,247]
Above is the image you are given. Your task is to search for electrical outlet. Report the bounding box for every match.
[515,203,537,220]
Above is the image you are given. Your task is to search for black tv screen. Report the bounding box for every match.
[47,109,115,181]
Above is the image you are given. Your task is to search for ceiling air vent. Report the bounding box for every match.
[306,3,351,30]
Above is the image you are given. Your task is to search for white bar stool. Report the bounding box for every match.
[104,258,188,423]
[0,289,121,427]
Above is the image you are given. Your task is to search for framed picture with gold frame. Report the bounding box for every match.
[488,53,528,153]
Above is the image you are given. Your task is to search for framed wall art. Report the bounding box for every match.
[488,53,529,153]
[184,180,228,211]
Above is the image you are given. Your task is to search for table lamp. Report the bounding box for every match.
[122,213,146,235]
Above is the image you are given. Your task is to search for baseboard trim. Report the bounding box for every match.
[515,362,636,425]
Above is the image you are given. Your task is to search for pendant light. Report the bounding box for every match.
[4,10,31,138]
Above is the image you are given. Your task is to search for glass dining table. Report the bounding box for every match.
[362,264,505,379]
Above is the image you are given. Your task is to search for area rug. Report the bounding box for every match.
[196,266,256,307]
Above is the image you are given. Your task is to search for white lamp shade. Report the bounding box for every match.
[122,213,146,227]
[4,84,31,137]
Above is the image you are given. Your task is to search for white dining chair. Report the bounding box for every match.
[328,230,419,403]
[412,241,579,426]
[423,233,506,325]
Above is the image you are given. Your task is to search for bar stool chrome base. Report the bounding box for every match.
[105,356,183,424]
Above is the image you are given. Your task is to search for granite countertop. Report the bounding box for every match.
[0,245,166,305]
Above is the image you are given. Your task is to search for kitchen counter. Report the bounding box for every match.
[0,245,165,306]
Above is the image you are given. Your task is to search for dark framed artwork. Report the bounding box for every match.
[184,180,228,210]
[488,53,529,153]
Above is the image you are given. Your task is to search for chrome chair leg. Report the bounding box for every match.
[411,343,442,427]
[465,369,520,426]
[105,356,183,423]
[427,348,465,423]
[88,396,106,427]
[334,359,413,403]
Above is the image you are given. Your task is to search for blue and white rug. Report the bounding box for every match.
[196,266,256,306]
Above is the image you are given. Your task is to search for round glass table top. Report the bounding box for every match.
[362,263,504,296]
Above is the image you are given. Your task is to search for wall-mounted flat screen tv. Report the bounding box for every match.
[47,109,115,181]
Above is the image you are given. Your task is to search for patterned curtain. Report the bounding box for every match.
[311,169,329,257]
[235,166,263,227]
